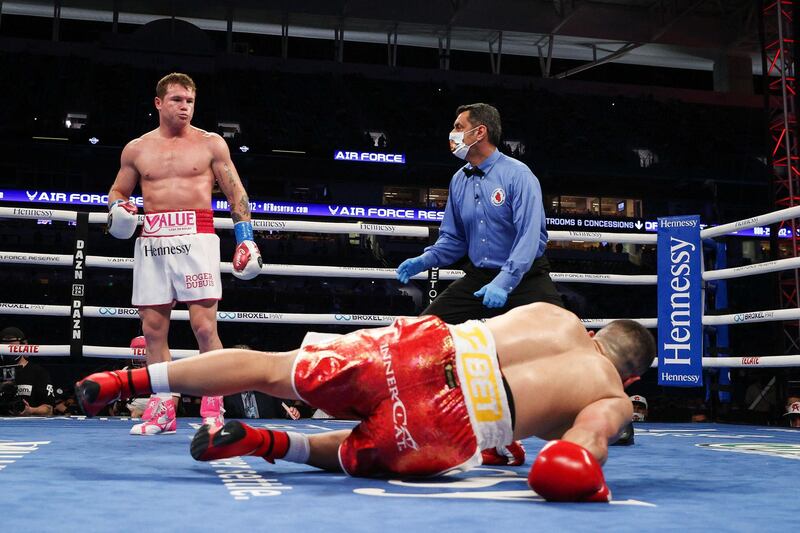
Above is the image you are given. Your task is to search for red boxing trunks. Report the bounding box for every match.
[292,316,513,477]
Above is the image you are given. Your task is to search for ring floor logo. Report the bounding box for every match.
[207,456,293,500]
[697,442,800,460]
[0,440,51,471]
[635,428,772,439]
[353,467,654,506]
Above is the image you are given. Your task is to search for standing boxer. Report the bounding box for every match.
[77,303,655,501]
[106,72,262,435]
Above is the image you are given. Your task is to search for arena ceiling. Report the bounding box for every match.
[3,0,763,75]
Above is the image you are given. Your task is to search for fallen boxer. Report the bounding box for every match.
[76,302,654,502]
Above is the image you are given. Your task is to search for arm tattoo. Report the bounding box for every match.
[223,163,251,222]
[232,194,250,223]
[223,164,236,188]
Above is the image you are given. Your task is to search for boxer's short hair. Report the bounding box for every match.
[456,103,502,146]
[156,72,196,99]
[597,320,656,377]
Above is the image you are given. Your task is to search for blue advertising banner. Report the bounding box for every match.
[0,189,444,223]
[657,215,703,387]
[0,187,789,237]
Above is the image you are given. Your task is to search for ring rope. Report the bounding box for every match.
[0,252,659,285]
[5,204,798,242]
[4,250,793,285]
[0,303,396,326]
[4,344,798,368]
[5,206,800,370]
[3,301,794,327]
[2,207,656,243]
[699,204,800,239]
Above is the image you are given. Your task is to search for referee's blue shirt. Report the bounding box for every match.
[421,149,548,292]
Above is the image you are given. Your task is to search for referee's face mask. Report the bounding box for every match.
[449,125,482,160]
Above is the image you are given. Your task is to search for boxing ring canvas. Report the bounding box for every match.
[1,417,797,532]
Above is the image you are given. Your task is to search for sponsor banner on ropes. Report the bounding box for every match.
[656,215,703,387]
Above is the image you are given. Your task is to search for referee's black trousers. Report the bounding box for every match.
[422,255,564,325]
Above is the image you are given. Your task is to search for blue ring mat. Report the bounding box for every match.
[1,418,798,532]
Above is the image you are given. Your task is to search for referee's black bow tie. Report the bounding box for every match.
[463,166,485,177]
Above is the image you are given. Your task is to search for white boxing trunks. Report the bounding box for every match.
[132,209,221,306]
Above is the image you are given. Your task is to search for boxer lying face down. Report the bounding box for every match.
[76,302,655,502]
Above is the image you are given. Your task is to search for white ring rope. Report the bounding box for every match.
[1,207,77,222]
[0,344,195,360]
[1,249,791,285]
[701,256,800,281]
[4,344,799,368]
[0,303,396,326]
[699,204,800,239]
[3,203,798,283]
[2,206,656,243]
[0,252,658,285]
[0,301,796,328]
[4,205,800,368]
[83,345,197,360]
[2,204,796,243]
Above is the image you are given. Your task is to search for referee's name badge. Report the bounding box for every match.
[491,188,506,207]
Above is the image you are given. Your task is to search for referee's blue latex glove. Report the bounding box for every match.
[396,256,427,284]
[474,283,508,308]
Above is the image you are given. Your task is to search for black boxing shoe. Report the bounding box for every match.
[611,421,635,446]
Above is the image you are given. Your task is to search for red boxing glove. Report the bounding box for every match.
[528,440,611,502]
[481,441,526,466]
[232,240,262,280]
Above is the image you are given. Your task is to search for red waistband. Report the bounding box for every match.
[140,209,215,236]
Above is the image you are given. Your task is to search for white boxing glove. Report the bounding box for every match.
[107,200,138,239]
[232,240,262,280]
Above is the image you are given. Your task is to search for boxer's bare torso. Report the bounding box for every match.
[118,126,219,213]
[485,303,630,441]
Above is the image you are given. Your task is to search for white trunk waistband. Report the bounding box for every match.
[449,320,513,451]
[141,210,199,237]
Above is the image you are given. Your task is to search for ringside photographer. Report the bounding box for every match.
[0,326,54,416]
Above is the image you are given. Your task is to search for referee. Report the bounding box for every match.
[397,103,563,324]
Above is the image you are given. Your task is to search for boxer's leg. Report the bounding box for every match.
[190,423,348,472]
[76,348,300,416]
[188,299,225,429]
[307,431,349,471]
[187,299,222,353]
[140,304,173,364]
[159,348,299,399]
[130,304,177,435]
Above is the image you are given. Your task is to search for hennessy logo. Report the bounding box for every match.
[143,244,191,257]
